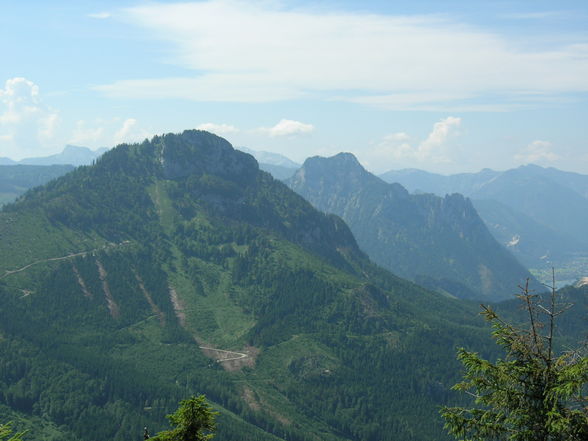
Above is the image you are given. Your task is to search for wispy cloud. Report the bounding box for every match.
[256,119,314,137]
[114,118,151,145]
[69,120,105,145]
[361,117,462,170]
[68,118,151,148]
[93,0,588,110]
[515,140,559,163]
[88,12,111,19]
[196,122,239,134]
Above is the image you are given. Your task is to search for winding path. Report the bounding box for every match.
[198,346,249,362]
[1,251,91,280]
[3,244,249,364]
[0,241,130,280]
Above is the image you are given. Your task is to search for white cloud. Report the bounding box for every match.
[515,140,559,163]
[256,119,314,137]
[88,12,111,19]
[360,117,462,171]
[418,116,462,161]
[92,1,588,110]
[384,132,411,142]
[114,118,151,145]
[0,77,59,158]
[68,118,151,148]
[196,122,239,134]
[69,120,105,145]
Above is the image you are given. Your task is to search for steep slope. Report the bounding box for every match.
[469,166,588,244]
[287,153,536,301]
[237,147,300,180]
[1,130,501,441]
[380,165,588,278]
[472,199,584,267]
[237,147,300,169]
[258,163,298,180]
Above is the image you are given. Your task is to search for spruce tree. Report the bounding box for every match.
[441,278,588,440]
[151,395,218,441]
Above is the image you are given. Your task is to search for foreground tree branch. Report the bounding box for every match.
[441,275,588,441]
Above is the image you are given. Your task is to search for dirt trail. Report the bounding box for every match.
[134,269,166,326]
[1,251,92,280]
[72,264,93,298]
[199,346,249,362]
[167,283,252,367]
[168,285,186,327]
[1,241,130,280]
[96,260,120,319]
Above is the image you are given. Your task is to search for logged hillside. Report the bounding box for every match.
[287,153,536,301]
[1,130,510,441]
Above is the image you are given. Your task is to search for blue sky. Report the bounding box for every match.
[1,0,587,174]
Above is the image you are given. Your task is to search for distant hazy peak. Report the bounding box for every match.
[4,145,108,166]
[300,152,406,188]
[238,146,300,168]
[301,152,365,173]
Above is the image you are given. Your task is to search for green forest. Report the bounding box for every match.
[0,131,586,441]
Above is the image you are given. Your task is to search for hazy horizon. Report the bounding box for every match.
[2,0,587,174]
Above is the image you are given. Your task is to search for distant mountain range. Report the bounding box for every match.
[237,146,300,179]
[380,165,588,277]
[287,153,537,301]
[0,145,107,205]
[0,164,75,205]
[2,131,587,441]
[0,130,509,441]
[0,144,107,166]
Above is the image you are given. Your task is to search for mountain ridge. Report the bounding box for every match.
[1,130,498,441]
[0,145,107,167]
[379,165,588,279]
[287,153,538,301]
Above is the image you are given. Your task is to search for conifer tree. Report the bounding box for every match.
[151,395,218,441]
[441,278,588,440]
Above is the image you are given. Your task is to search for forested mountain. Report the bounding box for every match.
[380,165,588,280]
[286,153,535,301]
[0,164,74,206]
[0,130,533,441]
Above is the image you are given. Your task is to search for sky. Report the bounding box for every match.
[1,0,587,174]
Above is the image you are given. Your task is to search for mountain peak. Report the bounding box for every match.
[311,151,361,167]
[301,152,367,176]
[153,130,259,181]
[63,144,94,153]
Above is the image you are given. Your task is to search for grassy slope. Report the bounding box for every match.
[0,132,510,441]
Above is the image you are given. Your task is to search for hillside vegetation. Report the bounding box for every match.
[0,130,559,441]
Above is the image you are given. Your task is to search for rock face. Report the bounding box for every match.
[288,153,537,301]
[379,164,588,269]
[158,131,259,181]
